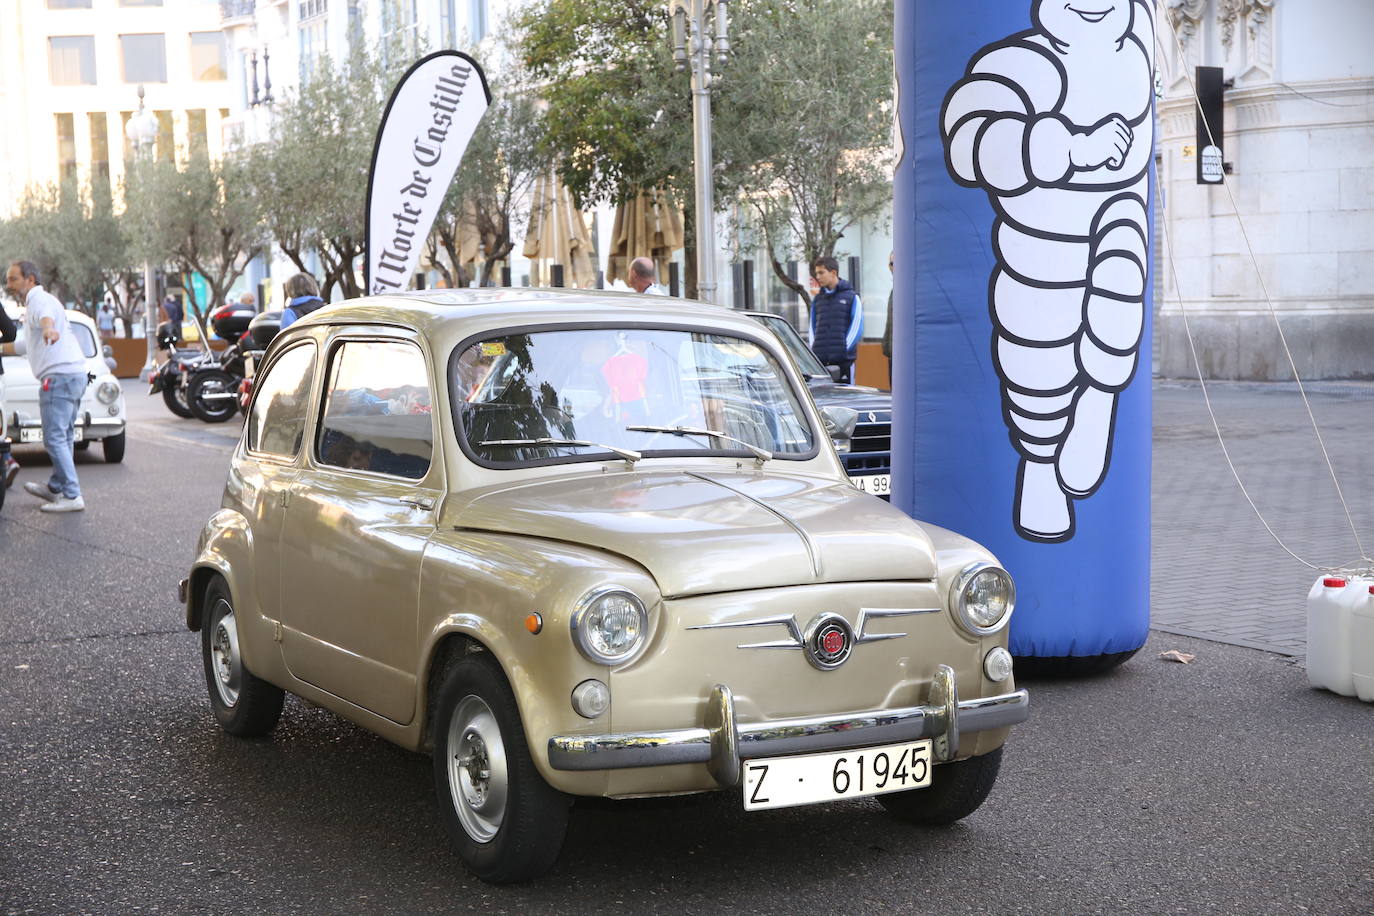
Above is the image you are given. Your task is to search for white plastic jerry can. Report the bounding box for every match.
[1350,583,1374,703]
[1306,575,1357,696]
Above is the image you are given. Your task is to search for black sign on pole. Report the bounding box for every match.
[1196,66,1225,185]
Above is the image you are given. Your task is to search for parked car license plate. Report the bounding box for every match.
[851,473,890,496]
[742,739,932,810]
[18,427,83,443]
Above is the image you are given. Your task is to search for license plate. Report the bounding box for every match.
[17,427,82,443]
[851,473,891,496]
[742,739,932,811]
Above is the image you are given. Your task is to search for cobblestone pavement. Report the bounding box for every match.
[1152,379,1374,656]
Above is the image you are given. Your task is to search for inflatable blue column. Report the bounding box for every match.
[892,1,1155,670]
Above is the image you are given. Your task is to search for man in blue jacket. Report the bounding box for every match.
[808,256,863,383]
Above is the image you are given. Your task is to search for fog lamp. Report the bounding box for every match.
[984,647,1014,683]
[571,679,610,718]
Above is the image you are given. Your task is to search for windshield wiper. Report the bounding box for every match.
[479,438,641,464]
[626,425,773,464]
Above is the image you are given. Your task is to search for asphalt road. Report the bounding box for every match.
[1,387,1371,915]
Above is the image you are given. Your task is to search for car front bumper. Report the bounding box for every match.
[548,665,1028,788]
[11,414,125,443]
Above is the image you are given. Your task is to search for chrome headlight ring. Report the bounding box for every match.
[948,562,1016,637]
[570,586,649,666]
[96,380,121,405]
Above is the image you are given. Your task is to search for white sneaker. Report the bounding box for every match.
[23,481,60,502]
[40,495,85,513]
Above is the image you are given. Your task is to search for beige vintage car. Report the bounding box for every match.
[182,289,1029,883]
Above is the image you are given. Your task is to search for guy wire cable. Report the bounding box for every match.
[1156,4,1372,570]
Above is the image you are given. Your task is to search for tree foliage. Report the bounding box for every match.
[517,0,895,306]
[124,153,267,336]
[720,0,894,305]
[256,47,408,300]
[516,0,693,207]
[427,43,552,288]
[0,178,142,329]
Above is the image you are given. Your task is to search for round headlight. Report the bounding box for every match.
[571,587,648,665]
[96,380,121,405]
[949,563,1015,636]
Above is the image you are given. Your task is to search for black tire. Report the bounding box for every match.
[201,577,284,737]
[878,746,1003,826]
[102,432,126,464]
[188,369,240,423]
[432,652,570,883]
[75,439,91,451]
[162,382,194,419]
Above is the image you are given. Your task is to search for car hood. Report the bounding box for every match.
[804,381,892,416]
[454,470,936,597]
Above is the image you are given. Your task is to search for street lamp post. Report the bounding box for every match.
[669,0,729,304]
[124,85,159,380]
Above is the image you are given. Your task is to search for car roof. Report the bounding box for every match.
[287,288,771,343]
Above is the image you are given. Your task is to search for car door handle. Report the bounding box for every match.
[398,495,435,511]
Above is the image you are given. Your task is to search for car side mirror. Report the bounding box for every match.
[820,406,858,441]
[827,364,843,382]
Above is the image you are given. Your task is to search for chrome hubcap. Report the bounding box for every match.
[209,599,241,708]
[446,695,508,842]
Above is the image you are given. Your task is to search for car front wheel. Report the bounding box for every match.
[102,432,126,463]
[878,746,1003,825]
[201,577,284,736]
[432,652,570,883]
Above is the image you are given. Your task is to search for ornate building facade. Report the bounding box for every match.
[1156,0,1373,378]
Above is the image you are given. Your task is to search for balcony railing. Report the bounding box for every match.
[220,0,255,21]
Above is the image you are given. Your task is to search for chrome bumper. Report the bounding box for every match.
[548,665,1029,788]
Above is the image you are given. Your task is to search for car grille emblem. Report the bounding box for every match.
[688,607,940,671]
[868,411,878,423]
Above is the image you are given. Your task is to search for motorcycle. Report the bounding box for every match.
[185,308,281,423]
[149,322,214,419]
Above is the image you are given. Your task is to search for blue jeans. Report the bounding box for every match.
[39,372,85,499]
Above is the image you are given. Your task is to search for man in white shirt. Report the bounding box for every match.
[5,261,87,512]
[628,257,667,296]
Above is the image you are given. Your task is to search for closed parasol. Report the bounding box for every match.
[606,189,685,286]
[522,169,596,288]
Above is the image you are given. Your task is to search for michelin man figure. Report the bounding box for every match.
[940,1,1154,542]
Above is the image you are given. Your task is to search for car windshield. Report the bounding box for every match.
[11,317,98,359]
[454,327,817,466]
[748,313,829,379]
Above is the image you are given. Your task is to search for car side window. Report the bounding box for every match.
[246,344,317,458]
[316,339,432,479]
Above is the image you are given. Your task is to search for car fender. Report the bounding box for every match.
[186,508,256,629]
[417,531,660,794]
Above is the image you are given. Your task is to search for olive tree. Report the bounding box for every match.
[124,152,268,337]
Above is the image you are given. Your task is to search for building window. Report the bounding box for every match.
[187,109,208,158]
[55,114,78,180]
[89,112,110,179]
[469,0,488,42]
[299,1,328,78]
[190,32,227,81]
[440,0,456,47]
[381,0,418,59]
[121,34,167,83]
[155,110,175,162]
[49,36,96,86]
[348,0,364,54]
[47,0,93,8]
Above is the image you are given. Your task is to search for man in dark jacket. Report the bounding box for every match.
[808,256,863,383]
[0,304,19,487]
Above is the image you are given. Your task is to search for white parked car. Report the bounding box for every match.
[1,308,127,463]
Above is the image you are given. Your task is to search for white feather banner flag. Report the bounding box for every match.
[365,51,490,294]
